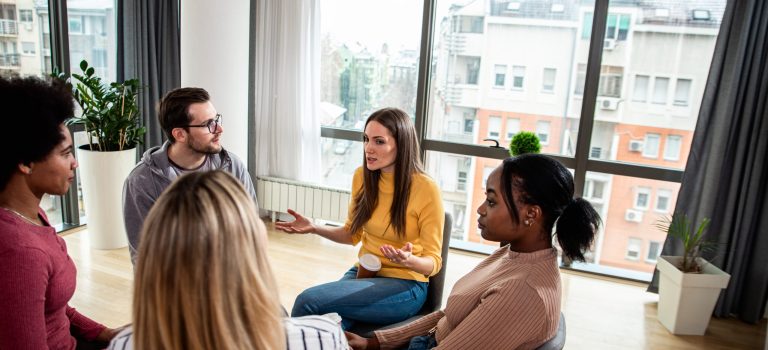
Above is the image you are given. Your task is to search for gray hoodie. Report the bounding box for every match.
[122,141,257,264]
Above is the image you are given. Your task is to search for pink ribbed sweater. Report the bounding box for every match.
[0,209,105,349]
[375,247,561,350]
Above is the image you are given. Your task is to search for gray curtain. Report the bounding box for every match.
[119,0,180,150]
[648,0,768,324]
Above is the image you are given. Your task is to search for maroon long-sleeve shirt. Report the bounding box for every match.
[0,208,105,349]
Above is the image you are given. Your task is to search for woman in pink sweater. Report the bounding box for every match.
[0,77,118,349]
[347,154,601,349]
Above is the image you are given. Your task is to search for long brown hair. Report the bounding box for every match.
[349,108,423,238]
[133,171,285,349]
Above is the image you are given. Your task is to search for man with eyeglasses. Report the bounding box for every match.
[122,87,258,265]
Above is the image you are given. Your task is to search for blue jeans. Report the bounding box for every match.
[291,267,428,330]
[407,335,437,350]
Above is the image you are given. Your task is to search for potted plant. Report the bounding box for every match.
[508,131,541,156]
[654,213,730,335]
[54,60,144,249]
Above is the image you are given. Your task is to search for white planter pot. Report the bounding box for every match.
[656,256,731,335]
[77,146,137,249]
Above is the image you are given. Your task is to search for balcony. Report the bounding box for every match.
[445,84,480,108]
[0,53,20,68]
[0,19,18,36]
[446,32,484,57]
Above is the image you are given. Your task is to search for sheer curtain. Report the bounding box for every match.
[252,0,321,182]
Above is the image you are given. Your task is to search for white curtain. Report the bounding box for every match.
[253,0,321,182]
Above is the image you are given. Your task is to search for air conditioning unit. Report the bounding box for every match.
[600,97,620,110]
[628,140,644,152]
[625,209,643,222]
[603,39,617,50]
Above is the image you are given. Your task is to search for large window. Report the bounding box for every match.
[319,0,727,282]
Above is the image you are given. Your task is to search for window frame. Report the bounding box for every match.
[505,118,520,140]
[511,65,525,90]
[536,120,551,145]
[634,187,652,210]
[542,67,556,93]
[646,241,662,263]
[643,133,661,158]
[626,237,643,261]
[655,189,672,213]
[493,64,506,88]
[487,115,501,139]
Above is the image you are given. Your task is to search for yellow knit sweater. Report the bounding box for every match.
[345,167,444,282]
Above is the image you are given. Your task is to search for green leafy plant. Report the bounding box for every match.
[508,131,541,156]
[52,60,144,151]
[654,213,716,273]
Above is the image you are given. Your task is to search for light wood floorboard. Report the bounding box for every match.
[62,224,766,349]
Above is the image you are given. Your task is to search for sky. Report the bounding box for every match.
[320,0,459,51]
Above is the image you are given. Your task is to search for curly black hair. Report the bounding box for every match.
[0,76,74,191]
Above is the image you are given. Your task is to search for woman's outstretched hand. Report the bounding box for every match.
[380,242,414,266]
[274,209,316,234]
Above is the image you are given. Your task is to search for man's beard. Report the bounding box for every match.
[188,135,222,155]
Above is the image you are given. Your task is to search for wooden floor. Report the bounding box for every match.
[63,224,766,349]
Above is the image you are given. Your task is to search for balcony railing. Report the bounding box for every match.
[0,19,18,35]
[0,53,21,67]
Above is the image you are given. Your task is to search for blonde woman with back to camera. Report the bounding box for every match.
[107,171,348,350]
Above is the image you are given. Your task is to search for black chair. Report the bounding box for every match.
[535,312,566,350]
[348,212,453,337]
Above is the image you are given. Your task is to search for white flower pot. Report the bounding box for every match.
[77,146,137,249]
[656,255,731,335]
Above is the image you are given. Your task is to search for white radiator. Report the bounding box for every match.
[256,176,351,223]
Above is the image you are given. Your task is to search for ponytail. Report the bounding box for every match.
[555,197,601,262]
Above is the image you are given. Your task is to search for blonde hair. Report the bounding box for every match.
[133,170,285,349]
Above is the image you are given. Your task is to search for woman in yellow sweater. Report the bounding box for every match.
[276,108,444,330]
[347,154,601,349]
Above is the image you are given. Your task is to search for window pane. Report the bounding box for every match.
[674,78,692,106]
[652,77,669,104]
[587,1,724,172]
[493,64,506,87]
[506,118,520,140]
[642,133,660,158]
[536,121,550,144]
[320,0,423,130]
[487,115,501,139]
[68,1,116,82]
[542,67,556,92]
[632,75,649,102]
[427,1,594,158]
[626,237,641,260]
[583,172,681,278]
[655,189,672,213]
[1,2,49,78]
[663,135,682,161]
[646,241,661,262]
[320,137,362,189]
[67,1,117,222]
[511,65,525,89]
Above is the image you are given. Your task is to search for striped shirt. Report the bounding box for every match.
[375,247,561,350]
[107,315,348,350]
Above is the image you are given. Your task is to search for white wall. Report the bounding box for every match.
[180,0,250,160]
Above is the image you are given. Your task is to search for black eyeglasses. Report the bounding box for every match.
[183,114,222,133]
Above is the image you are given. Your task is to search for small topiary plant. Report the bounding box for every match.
[509,131,541,156]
